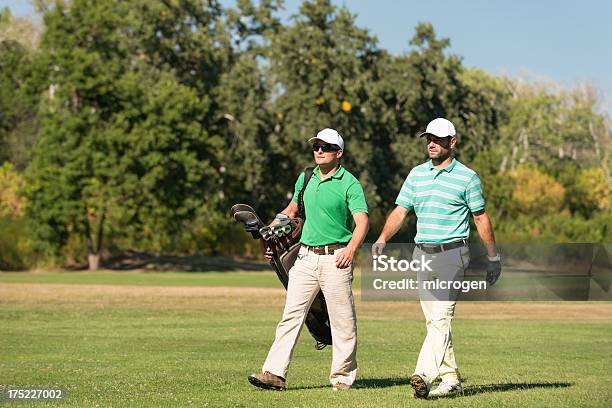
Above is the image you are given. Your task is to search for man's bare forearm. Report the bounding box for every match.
[281,201,299,219]
[473,211,497,257]
[347,212,369,250]
[377,206,409,242]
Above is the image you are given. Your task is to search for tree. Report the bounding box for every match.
[264,0,382,221]
[381,24,510,176]
[8,0,612,265]
[498,80,611,175]
[0,6,42,49]
[356,24,511,239]
[0,15,44,169]
[212,0,282,216]
[26,0,222,269]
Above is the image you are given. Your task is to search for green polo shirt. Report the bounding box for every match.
[292,165,368,246]
[395,159,485,244]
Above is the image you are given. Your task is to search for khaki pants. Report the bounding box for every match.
[262,246,357,386]
[412,245,470,385]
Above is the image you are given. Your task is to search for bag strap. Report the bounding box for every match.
[298,167,314,220]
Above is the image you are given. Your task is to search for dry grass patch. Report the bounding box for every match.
[2,283,611,321]
[0,283,285,311]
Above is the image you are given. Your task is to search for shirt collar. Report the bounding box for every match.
[428,158,457,173]
[313,165,345,180]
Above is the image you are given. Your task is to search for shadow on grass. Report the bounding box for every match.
[354,377,411,389]
[460,382,573,397]
[291,379,573,393]
[290,377,410,391]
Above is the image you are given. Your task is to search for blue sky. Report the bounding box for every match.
[2,0,611,109]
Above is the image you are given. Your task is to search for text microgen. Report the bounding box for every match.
[372,278,487,292]
[372,255,433,272]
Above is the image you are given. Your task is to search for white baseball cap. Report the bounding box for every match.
[419,118,456,138]
[308,128,345,150]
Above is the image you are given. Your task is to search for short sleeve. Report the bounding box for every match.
[347,181,368,214]
[292,172,306,203]
[395,174,415,210]
[466,174,485,213]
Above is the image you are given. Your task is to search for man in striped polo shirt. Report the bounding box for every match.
[374,118,501,399]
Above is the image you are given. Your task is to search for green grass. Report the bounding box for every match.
[0,270,281,288]
[0,270,364,290]
[1,271,611,407]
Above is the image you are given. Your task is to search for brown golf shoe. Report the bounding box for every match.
[248,371,286,391]
[332,382,351,391]
[410,374,430,399]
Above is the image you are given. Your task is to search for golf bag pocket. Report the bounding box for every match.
[281,243,303,273]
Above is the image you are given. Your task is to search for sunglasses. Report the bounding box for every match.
[312,143,340,152]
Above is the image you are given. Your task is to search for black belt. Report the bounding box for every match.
[416,240,467,254]
[302,243,347,255]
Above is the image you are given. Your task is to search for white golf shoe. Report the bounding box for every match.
[429,380,463,397]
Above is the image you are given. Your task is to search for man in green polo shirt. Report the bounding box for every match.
[374,118,502,399]
[248,128,369,391]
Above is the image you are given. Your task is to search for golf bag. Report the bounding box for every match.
[231,203,332,349]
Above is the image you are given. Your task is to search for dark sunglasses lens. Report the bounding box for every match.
[312,143,337,152]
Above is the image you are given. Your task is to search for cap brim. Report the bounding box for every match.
[419,132,454,138]
[308,137,343,149]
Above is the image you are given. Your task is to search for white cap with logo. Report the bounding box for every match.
[419,118,456,138]
[308,128,345,150]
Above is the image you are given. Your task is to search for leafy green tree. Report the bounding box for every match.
[265,0,382,219]
[225,0,282,54]
[213,0,282,217]
[26,0,222,268]
[216,53,274,212]
[131,0,228,95]
[7,0,612,265]
[498,81,610,175]
[382,24,510,176]
[362,24,511,239]
[0,30,43,168]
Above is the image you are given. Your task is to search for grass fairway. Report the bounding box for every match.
[1,271,611,407]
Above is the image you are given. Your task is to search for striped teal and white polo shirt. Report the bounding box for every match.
[395,159,485,243]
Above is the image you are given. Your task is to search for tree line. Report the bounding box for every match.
[0,0,610,270]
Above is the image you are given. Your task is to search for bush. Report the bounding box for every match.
[508,166,566,217]
[174,203,261,259]
[495,212,612,243]
[574,167,612,215]
[0,216,35,270]
[0,161,26,218]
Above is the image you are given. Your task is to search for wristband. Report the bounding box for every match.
[487,254,501,262]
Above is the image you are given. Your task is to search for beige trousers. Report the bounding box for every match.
[262,246,357,386]
[413,245,470,385]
